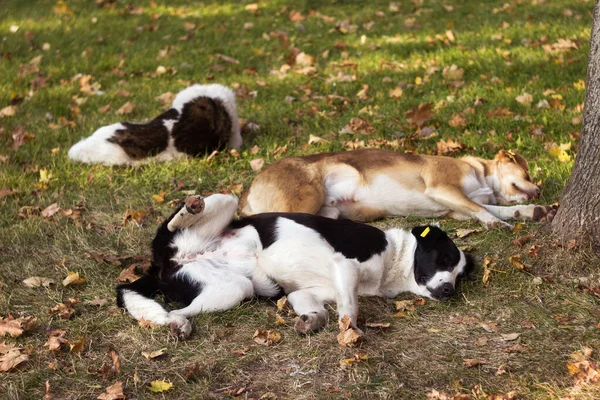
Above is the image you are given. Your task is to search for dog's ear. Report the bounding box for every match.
[495,149,530,173]
[411,225,445,252]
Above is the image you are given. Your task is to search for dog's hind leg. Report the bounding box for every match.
[483,204,557,222]
[287,287,335,334]
[117,277,192,339]
[168,265,255,318]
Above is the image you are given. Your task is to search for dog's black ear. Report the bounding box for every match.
[411,225,445,252]
[461,253,476,280]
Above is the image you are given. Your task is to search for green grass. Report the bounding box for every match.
[1,0,599,399]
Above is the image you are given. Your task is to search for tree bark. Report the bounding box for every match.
[551,0,600,252]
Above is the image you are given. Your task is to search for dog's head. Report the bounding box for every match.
[411,226,473,300]
[493,150,540,204]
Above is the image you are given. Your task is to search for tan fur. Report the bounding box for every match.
[241,149,555,228]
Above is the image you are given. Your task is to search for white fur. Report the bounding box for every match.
[121,194,468,337]
[68,84,241,166]
[67,123,134,166]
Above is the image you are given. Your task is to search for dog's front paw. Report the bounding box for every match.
[532,205,558,223]
[294,312,325,334]
[185,195,205,215]
[168,314,192,339]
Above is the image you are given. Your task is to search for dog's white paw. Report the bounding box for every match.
[168,313,192,339]
[484,219,513,230]
[294,312,326,334]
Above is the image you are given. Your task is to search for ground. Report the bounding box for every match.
[0,0,599,399]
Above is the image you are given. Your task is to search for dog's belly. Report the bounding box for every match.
[338,175,450,218]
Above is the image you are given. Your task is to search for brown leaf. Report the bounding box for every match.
[122,209,147,225]
[44,329,69,351]
[23,276,55,288]
[97,381,126,400]
[356,84,369,100]
[448,113,467,128]
[0,316,37,337]
[337,315,363,348]
[0,188,19,200]
[463,358,487,367]
[339,351,368,368]
[486,107,513,119]
[253,330,281,346]
[10,125,35,150]
[141,348,166,360]
[118,265,141,283]
[215,53,239,64]
[482,256,495,285]
[512,235,533,246]
[68,337,85,353]
[41,203,61,218]
[116,102,135,115]
[501,332,521,341]
[455,228,477,238]
[436,138,464,155]
[308,135,329,145]
[100,348,121,378]
[0,346,29,372]
[364,322,391,328]
[405,103,433,128]
[388,87,403,99]
[339,118,375,135]
[114,89,130,97]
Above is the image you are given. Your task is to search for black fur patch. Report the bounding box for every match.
[411,226,461,286]
[230,213,388,262]
[172,96,232,156]
[116,206,202,308]
[107,108,178,160]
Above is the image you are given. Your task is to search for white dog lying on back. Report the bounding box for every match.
[117,194,473,340]
[68,84,241,166]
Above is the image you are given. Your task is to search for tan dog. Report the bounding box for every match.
[240,149,556,228]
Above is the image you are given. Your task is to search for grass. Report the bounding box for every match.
[0,0,599,398]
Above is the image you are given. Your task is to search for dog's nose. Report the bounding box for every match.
[432,283,455,300]
[534,187,541,198]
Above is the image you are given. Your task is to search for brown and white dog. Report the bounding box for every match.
[240,149,556,228]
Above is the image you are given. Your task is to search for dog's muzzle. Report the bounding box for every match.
[429,283,455,300]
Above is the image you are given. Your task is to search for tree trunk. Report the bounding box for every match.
[551,0,600,252]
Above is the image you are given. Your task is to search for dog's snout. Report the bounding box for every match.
[533,187,541,198]
[431,283,455,300]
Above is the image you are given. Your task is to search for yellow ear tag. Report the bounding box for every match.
[420,227,430,237]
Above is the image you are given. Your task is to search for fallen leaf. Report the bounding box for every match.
[0,189,18,200]
[0,345,29,372]
[44,329,69,351]
[501,332,521,341]
[337,315,363,348]
[308,134,329,145]
[97,381,126,400]
[116,102,135,115]
[23,276,55,288]
[53,0,74,17]
[463,358,487,367]
[0,105,17,118]
[505,343,529,353]
[486,107,513,119]
[512,235,533,246]
[276,296,288,311]
[10,126,35,150]
[442,64,464,81]
[567,347,599,385]
[253,330,281,346]
[395,300,416,312]
[448,113,467,128]
[405,103,433,128]
[516,93,533,106]
[98,105,111,113]
[118,265,141,283]
[339,118,375,135]
[215,53,239,64]
[482,256,495,284]
[508,255,527,271]
[389,87,403,99]
[356,84,369,100]
[142,348,167,360]
[546,142,571,163]
[148,380,173,393]
[122,209,147,225]
[41,203,60,218]
[68,337,85,353]
[62,271,85,286]
[156,92,175,106]
[0,316,37,337]
[249,158,265,171]
[437,138,464,155]
[339,351,368,368]
[99,348,121,378]
[456,229,477,239]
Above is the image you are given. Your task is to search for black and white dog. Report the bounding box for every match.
[117,194,473,339]
[68,84,241,166]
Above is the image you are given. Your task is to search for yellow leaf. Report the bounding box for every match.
[68,337,85,353]
[482,256,494,284]
[39,169,52,184]
[508,255,526,270]
[152,192,165,204]
[62,271,85,287]
[53,1,74,17]
[573,79,585,91]
[388,87,403,99]
[141,348,167,360]
[148,380,173,393]
[415,76,422,85]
